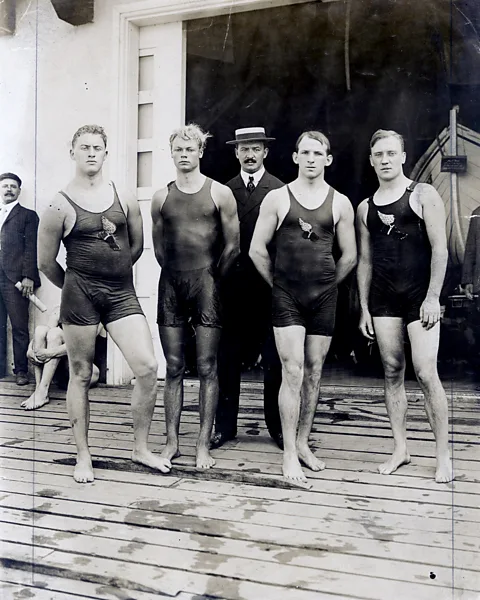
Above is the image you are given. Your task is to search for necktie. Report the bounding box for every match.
[247,176,255,194]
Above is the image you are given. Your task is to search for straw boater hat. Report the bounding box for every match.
[226,127,276,145]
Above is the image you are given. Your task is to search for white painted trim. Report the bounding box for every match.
[138,91,154,104]
[108,16,140,384]
[114,0,337,27]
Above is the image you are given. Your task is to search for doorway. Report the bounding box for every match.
[122,0,479,383]
[182,0,465,378]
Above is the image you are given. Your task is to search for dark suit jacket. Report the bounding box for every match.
[462,207,480,294]
[227,170,284,260]
[0,203,41,288]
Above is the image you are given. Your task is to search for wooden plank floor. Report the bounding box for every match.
[0,378,479,600]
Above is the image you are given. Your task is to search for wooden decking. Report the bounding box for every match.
[0,378,479,600]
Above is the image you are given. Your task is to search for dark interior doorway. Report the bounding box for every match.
[183,0,480,379]
[186,0,479,204]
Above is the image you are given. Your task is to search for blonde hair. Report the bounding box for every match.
[169,123,211,151]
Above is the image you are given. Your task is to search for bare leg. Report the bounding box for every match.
[296,335,332,472]
[108,315,170,473]
[373,317,411,474]
[62,324,98,483]
[408,321,453,483]
[23,327,48,410]
[274,326,309,484]
[159,325,187,464]
[22,327,64,411]
[33,363,42,387]
[91,364,100,387]
[195,326,221,469]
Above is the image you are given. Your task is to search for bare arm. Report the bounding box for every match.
[333,194,357,284]
[35,341,67,363]
[121,188,144,265]
[249,191,281,287]
[38,195,67,289]
[151,187,168,268]
[212,182,240,277]
[418,184,448,329]
[356,200,375,340]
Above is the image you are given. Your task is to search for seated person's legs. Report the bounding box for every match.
[22,325,63,411]
[91,363,100,387]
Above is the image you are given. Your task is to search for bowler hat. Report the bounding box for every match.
[226,127,275,145]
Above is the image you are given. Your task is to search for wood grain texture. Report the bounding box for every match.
[0,380,478,600]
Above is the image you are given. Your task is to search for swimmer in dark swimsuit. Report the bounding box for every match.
[250,131,357,485]
[151,124,239,470]
[39,124,168,483]
[356,129,453,484]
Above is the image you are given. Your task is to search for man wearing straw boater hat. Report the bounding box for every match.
[211,127,284,450]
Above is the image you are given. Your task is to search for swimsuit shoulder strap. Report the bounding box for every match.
[58,190,76,207]
[109,181,126,216]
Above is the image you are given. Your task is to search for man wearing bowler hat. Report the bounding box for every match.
[211,127,284,449]
[0,172,40,386]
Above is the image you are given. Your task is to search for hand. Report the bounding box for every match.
[28,348,45,365]
[359,310,375,341]
[20,277,34,297]
[33,348,51,363]
[463,283,474,300]
[420,296,441,330]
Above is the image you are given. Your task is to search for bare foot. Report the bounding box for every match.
[435,453,454,483]
[378,449,411,475]
[132,449,172,474]
[196,445,215,469]
[160,443,180,463]
[74,455,94,483]
[283,451,309,484]
[297,445,326,472]
[21,392,49,411]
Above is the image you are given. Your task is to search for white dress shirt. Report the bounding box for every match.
[240,167,265,189]
[0,201,18,249]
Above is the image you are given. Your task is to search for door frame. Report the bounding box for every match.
[107,0,338,383]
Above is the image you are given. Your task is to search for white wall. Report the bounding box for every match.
[0,0,146,312]
[0,0,146,373]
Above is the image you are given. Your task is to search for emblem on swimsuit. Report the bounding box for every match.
[98,216,121,250]
[377,211,408,240]
[298,217,319,241]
